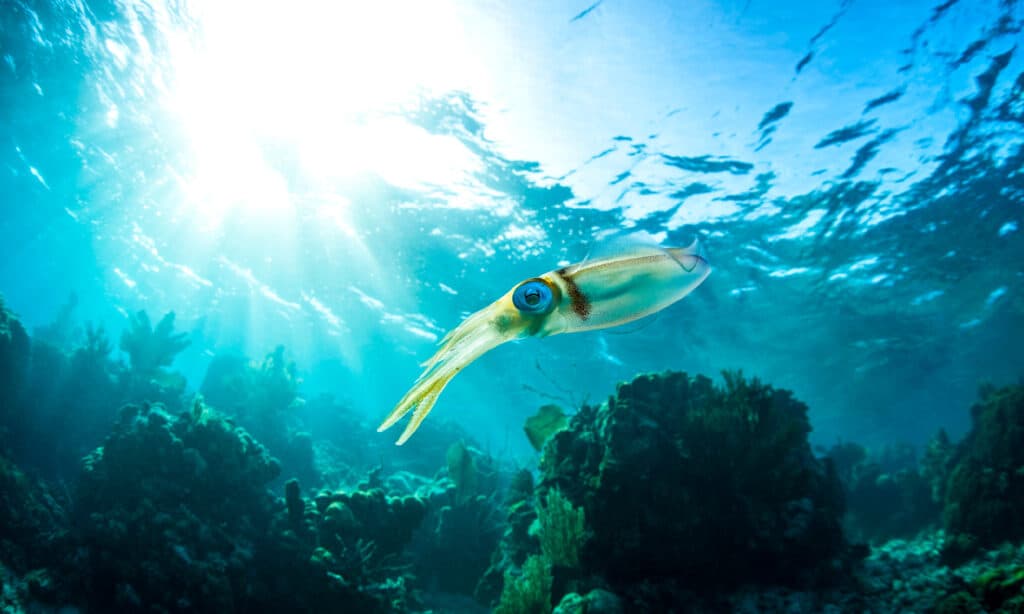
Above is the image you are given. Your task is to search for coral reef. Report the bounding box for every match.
[2,301,131,479]
[411,441,505,598]
[64,401,427,612]
[941,383,1024,561]
[0,297,30,434]
[922,429,956,505]
[69,402,282,611]
[304,391,481,485]
[200,347,316,486]
[475,468,540,606]
[524,404,568,452]
[495,554,552,614]
[0,452,67,602]
[552,589,623,614]
[200,346,299,417]
[118,310,190,411]
[536,488,586,569]
[539,370,852,603]
[251,481,429,613]
[826,441,940,543]
[5,296,1024,613]
[119,310,191,376]
[309,485,428,565]
[857,531,1024,613]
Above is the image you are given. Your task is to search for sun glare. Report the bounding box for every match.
[163,0,484,227]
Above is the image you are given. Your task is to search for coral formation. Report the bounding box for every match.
[63,401,428,612]
[922,429,956,505]
[411,441,505,598]
[2,301,137,479]
[70,402,282,611]
[539,370,852,599]
[119,310,191,375]
[200,347,316,486]
[858,531,1024,613]
[827,441,940,543]
[523,404,569,452]
[552,589,623,614]
[200,346,299,417]
[0,452,67,598]
[4,295,1024,613]
[495,554,552,614]
[475,468,540,606]
[117,310,190,411]
[536,488,587,569]
[940,383,1024,561]
[0,297,30,433]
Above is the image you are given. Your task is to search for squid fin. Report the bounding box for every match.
[667,238,708,272]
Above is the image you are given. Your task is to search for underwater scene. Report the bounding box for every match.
[1,0,1023,612]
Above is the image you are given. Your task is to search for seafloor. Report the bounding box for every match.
[1,299,1022,613]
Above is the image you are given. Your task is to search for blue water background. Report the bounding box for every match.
[1,0,1022,457]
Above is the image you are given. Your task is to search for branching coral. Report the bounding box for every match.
[259,345,300,411]
[537,488,586,568]
[119,310,190,375]
[495,554,552,614]
[116,311,190,412]
[79,322,112,363]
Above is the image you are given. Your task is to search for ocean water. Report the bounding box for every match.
[1,1,1023,612]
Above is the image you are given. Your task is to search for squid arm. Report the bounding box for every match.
[378,242,711,444]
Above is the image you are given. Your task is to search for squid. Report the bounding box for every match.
[378,242,711,445]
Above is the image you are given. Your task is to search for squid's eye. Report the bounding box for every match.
[512,279,554,314]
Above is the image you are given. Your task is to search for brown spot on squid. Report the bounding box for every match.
[556,267,591,320]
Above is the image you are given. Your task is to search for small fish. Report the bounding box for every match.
[378,242,711,444]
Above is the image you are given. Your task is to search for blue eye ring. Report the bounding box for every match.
[512,279,556,314]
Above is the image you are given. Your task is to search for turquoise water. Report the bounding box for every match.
[2,1,1022,479]
[3,1,1024,612]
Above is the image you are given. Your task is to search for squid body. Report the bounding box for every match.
[378,243,711,444]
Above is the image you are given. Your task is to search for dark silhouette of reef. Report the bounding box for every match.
[826,441,941,544]
[938,383,1024,562]
[502,370,857,612]
[540,371,851,592]
[1,299,193,481]
[2,298,1024,612]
